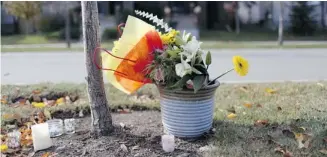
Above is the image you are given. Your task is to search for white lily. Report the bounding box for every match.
[181,36,202,63]
[182,30,191,43]
[175,54,193,78]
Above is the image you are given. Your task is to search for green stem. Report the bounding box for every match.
[209,68,234,85]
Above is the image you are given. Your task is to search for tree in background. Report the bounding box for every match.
[3,1,41,34]
[278,1,284,46]
[289,1,317,36]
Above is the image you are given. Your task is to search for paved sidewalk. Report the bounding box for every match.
[2,41,326,49]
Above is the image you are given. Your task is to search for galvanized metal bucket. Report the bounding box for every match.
[158,81,220,138]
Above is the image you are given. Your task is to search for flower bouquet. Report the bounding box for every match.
[96,10,249,138]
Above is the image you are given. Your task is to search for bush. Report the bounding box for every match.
[289,2,318,36]
[59,27,81,40]
[37,15,65,33]
[37,11,81,34]
[45,27,81,40]
[102,28,118,40]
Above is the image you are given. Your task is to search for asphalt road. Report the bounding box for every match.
[1,48,327,85]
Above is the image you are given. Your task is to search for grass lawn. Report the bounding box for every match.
[1,81,327,156]
[1,35,62,45]
[1,31,327,52]
[2,42,327,53]
[201,30,327,41]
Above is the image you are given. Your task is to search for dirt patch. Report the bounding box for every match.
[32,111,212,157]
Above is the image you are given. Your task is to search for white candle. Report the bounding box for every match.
[161,135,175,152]
[31,123,53,151]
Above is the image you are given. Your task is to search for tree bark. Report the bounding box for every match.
[81,1,114,138]
[278,1,284,46]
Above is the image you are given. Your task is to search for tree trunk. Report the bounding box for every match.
[81,1,114,138]
[278,1,284,46]
[235,2,240,34]
[65,5,71,48]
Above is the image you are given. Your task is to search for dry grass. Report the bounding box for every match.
[1,81,327,156]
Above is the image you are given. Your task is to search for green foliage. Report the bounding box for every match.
[37,15,65,33]
[37,12,81,33]
[3,1,41,20]
[193,75,207,93]
[102,28,118,40]
[205,51,212,67]
[289,1,318,36]
[58,27,80,40]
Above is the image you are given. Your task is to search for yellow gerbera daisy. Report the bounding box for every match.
[233,55,249,76]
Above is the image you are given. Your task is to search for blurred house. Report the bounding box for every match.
[1,1,326,35]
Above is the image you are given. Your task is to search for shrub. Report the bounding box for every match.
[289,1,318,36]
[102,28,118,40]
[37,14,65,33]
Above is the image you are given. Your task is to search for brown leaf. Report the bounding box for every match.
[227,106,236,114]
[274,146,293,157]
[240,86,248,93]
[320,149,327,155]
[41,152,52,157]
[323,137,327,143]
[277,106,282,111]
[1,95,8,105]
[32,89,41,95]
[254,120,269,126]
[256,104,263,108]
[294,132,312,149]
[243,103,252,108]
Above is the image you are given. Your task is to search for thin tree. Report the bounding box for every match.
[278,1,284,46]
[234,1,240,34]
[65,2,71,48]
[3,1,41,34]
[81,1,114,137]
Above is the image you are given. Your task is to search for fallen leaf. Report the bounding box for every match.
[56,97,65,105]
[320,149,327,155]
[274,146,293,157]
[227,113,237,119]
[239,86,248,93]
[266,88,278,94]
[120,144,128,152]
[227,106,236,113]
[32,102,46,108]
[41,152,51,157]
[0,96,8,105]
[323,137,327,142]
[1,144,8,152]
[243,103,252,108]
[277,106,282,111]
[256,104,263,108]
[254,120,269,126]
[294,132,312,149]
[32,89,41,95]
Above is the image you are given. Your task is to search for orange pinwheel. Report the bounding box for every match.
[94,15,163,94]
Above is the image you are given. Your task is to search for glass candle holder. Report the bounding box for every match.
[47,119,64,137]
[64,118,75,134]
[7,130,21,148]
